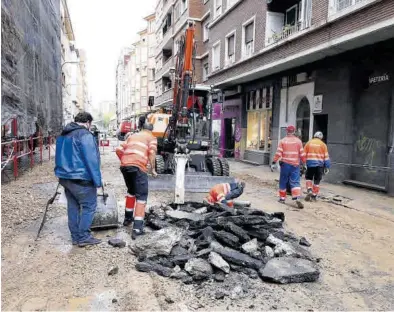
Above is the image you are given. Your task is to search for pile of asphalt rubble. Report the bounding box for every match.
[130,201,320,286]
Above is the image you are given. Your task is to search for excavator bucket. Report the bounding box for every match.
[149,173,236,193]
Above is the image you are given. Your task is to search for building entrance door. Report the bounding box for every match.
[313,114,328,143]
[224,118,235,158]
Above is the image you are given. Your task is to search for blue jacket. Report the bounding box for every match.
[55,122,102,187]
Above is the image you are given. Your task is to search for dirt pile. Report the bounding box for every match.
[130,201,320,285]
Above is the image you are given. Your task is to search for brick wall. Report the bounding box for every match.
[206,0,266,75]
[312,0,328,26]
[189,0,204,18]
[206,0,394,86]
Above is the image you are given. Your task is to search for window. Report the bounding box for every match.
[227,0,237,9]
[149,69,155,80]
[285,4,298,26]
[203,62,209,81]
[212,41,221,71]
[242,19,254,58]
[225,32,235,66]
[174,3,180,20]
[296,97,310,144]
[203,21,209,42]
[246,88,273,152]
[214,0,222,18]
[181,0,188,13]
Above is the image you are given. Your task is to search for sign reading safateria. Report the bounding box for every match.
[369,73,390,85]
[313,95,323,113]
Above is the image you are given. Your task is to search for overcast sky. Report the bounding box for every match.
[67,0,156,108]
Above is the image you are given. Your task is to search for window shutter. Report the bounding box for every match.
[245,22,254,43]
[228,35,235,56]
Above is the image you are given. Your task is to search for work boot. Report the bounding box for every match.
[311,195,317,201]
[123,219,133,227]
[278,198,286,204]
[78,236,102,247]
[305,189,313,202]
[131,229,144,240]
[295,199,304,209]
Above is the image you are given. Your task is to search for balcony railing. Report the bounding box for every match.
[155,88,173,106]
[156,57,174,79]
[328,0,375,16]
[266,20,310,46]
[156,27,173,55]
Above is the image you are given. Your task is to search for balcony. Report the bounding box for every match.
[155,88,173,107]
[265,0,312,47]
[156,56,175,79]
[157,0,173,24]
[328,0,378,21]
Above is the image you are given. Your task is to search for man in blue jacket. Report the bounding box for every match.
[55,112,102,247]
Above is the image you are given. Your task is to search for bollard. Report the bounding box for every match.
[30,137,34,169]
[13,140,18,179]
[48,136,51,160]
[40,136,43,164]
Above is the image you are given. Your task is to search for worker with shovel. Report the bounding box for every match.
[55,112,102,247]
[203,180,245,207]
[116,122,157,239]
[271,125,306,209]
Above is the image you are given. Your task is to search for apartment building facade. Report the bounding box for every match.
[154,0,210,108]
[204,0,394,194]
[115,14,156,124]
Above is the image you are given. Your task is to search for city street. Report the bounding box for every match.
[1,142,394,311]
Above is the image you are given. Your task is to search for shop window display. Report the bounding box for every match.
[246,88,273,151]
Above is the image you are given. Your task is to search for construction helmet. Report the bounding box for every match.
[314,131,323,139]
[286,125,296,134]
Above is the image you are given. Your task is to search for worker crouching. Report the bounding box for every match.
[271,125,306,209]
[204,180,245,207]
[116,122,157,239]
[304,131,331,201]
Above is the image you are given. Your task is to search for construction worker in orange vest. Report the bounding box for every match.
[203,180,245,207]
[271,125,306,208]
[116,122,157,239]
[304,131,330,201]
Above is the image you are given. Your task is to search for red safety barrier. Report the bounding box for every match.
[1,136,54,180]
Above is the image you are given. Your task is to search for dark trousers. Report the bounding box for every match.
[225,183,244,201]
[305,166,324,185]
[120,166,148,201]
[59,178,97,242]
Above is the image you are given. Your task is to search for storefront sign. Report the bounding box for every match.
[369,74,390,85]
[313,95,323,113]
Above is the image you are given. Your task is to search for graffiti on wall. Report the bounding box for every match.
[355,133,384,168]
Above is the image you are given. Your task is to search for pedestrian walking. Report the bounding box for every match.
[54,112,102,247]
[203,180,245,207]
[304,131,330,201]
[116,122,157,239]
[271,125,306,208]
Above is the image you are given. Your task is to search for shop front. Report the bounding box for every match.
[242,84,275,165]
[211,96,242,159]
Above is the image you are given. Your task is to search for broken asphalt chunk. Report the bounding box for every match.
[259,257,320,284]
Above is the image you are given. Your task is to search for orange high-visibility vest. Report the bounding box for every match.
[274,135,306,166]
[116,130,157,172]
[207,183,231,204]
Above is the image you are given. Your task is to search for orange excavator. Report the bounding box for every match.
[148,22,235,204]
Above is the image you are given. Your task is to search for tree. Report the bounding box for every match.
[103,112,115,129]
